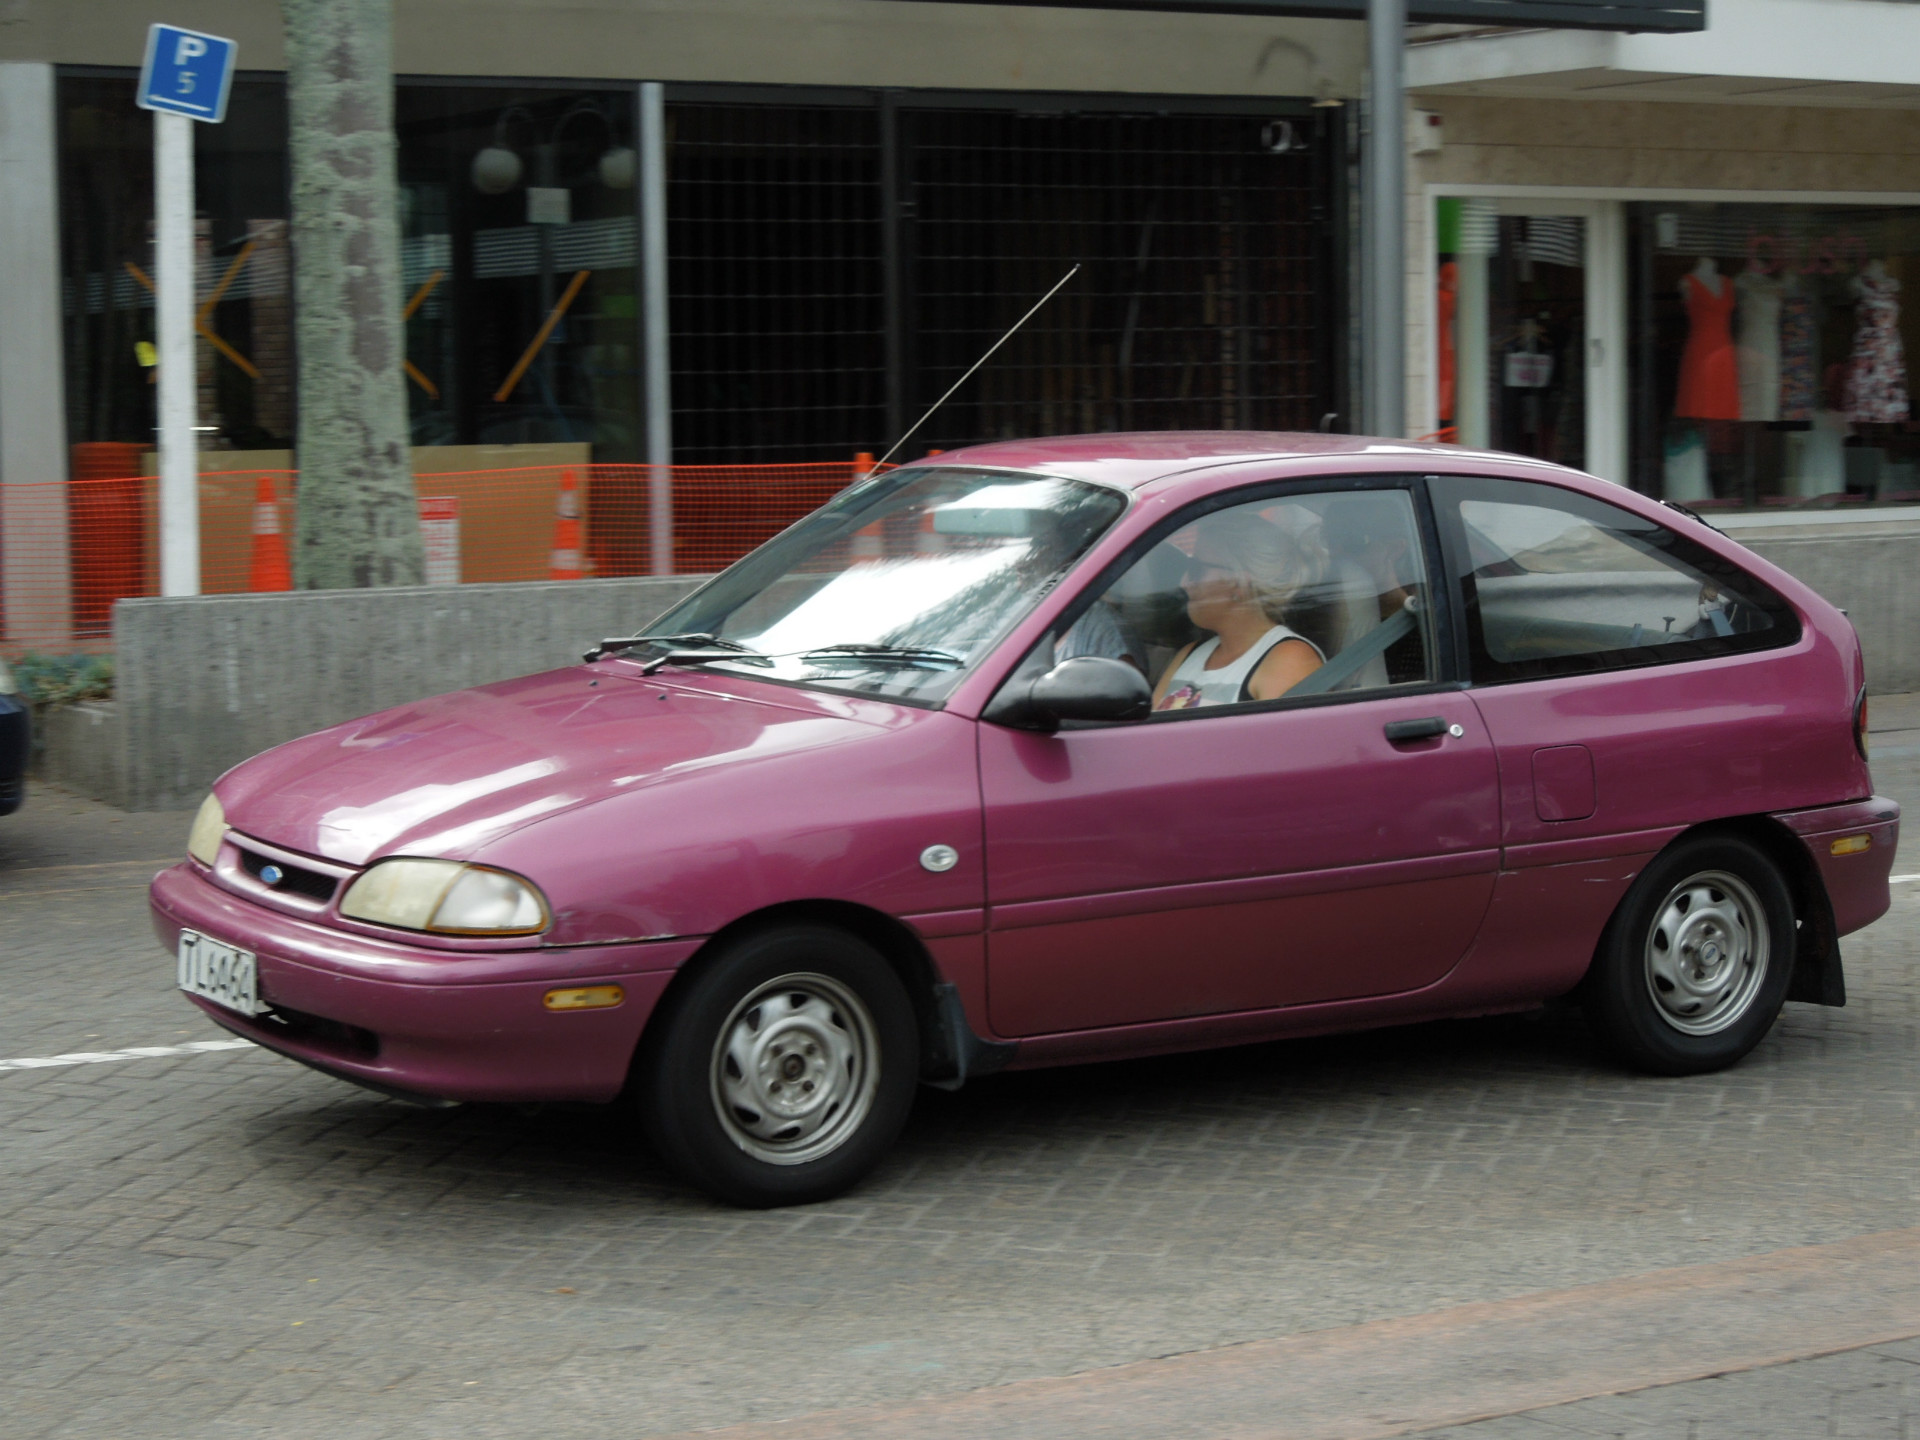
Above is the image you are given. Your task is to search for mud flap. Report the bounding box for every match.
[922,981,1019,1091]
[1787,883,1847,1007]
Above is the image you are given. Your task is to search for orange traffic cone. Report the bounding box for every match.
[852,451,873,484]
[550,469,583,580]
[248,474,292,591]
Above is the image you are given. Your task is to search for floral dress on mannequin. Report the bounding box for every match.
[1778,275,1816,422]
[1844,263,1910,424]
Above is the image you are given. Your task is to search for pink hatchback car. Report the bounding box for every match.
[152,434,1897,1206]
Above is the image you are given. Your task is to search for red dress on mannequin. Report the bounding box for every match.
[1675,270,1741,420]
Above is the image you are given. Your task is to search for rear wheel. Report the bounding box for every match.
[1583,834,1795,1075]
[638,923,919,1207]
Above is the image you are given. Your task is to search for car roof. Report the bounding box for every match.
[905,431,1579,492]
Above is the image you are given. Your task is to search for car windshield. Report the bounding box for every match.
[636,466,1128,702]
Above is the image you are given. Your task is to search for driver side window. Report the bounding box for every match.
[1060,487,1436,713]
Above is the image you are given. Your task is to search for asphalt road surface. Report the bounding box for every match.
[4,707,1919,1439]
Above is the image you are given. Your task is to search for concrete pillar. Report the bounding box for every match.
[0,61,73,649]
[1362,0,1406,439]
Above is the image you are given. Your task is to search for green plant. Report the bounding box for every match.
[12,652,115,708]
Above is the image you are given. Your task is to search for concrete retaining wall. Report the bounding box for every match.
[35,700,126,803]
[31,512,1920,811]
[1720,511,1920,697]
[95,575,704,811]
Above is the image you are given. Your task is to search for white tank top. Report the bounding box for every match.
[1155,625,1322,710]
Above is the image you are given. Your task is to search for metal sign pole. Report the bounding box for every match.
[1364,0,1407,439]
[639,81,673,578]
[137,22,235,598]
[154,108,199,596]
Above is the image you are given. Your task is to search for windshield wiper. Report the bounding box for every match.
[800,643,965,670]
[639,647,773,676]
[583,632,760,664]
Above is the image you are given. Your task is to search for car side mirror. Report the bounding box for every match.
[985,655,1152,730]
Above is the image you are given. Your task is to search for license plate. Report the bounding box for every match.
[177,929,262,1016]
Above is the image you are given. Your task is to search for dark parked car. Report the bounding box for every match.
[0,658,26,815]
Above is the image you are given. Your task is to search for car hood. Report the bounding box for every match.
[217,666,895,867]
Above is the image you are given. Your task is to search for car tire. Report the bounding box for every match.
[1583,833,1796,1076]
[638,923,920,1207]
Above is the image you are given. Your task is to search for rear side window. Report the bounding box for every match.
[1432,475,1799,684]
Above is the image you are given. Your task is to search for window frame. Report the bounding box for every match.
[989,471,1467,729]
[1427,472,1802,688]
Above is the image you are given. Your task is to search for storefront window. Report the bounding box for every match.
[1435,197,1588,469]
[396,85,641,464]
[58,74,292,468]
[1629,201,1920,508]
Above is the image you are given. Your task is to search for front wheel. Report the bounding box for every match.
[1583,834,1796,1075]
[637,924,919,1207]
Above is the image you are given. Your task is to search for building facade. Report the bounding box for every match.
[1408,0,1920,506]
[0,0,1372,643]
[7,0,1363,467]
[9,0,1920,648]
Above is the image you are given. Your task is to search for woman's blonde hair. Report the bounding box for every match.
[1190,510,1325,624]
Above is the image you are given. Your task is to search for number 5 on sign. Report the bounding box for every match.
[137,24,237,123]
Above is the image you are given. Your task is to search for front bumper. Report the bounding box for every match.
[150,861,704,1104]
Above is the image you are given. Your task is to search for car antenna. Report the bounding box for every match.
[872,263,1081,471]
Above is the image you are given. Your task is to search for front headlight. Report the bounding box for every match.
[339,858,550,936]
[187,793,227,866]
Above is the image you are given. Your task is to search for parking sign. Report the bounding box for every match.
[137,24,237,123]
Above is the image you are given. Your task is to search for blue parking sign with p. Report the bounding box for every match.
[137,24,237,123]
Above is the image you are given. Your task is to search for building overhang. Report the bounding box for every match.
[1409,0,1920,106]
[881,0,1704,32]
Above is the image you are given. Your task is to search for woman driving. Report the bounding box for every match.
[1152,511,1325,710]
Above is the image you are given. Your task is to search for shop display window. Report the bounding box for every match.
[1434,197,1588,470]
[1628,201,1920,508]
[57,74,292,462]
[55,75,643,467]
[396,84,641,461]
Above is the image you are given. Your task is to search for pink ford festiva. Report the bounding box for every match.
[152,433,1896,1206]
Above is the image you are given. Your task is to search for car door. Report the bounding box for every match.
[979,479,1503,1038]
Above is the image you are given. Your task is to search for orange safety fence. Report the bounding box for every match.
[1,458,884,647]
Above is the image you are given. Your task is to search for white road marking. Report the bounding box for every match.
[0,1038,254,1073]
[1891,874,1920,884]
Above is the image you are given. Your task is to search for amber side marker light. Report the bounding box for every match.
[1832,835,1872,856]
[543,986,625,1012]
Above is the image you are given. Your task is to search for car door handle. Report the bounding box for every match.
[1384,717,1451,743]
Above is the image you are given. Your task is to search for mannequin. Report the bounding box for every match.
[1844,258,1909,424]
[1675,257,1741,421]
[1735,262,1784,422]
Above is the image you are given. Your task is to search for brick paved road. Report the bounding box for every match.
[4,742,1919,1439]
[1407,1337,1920,1440]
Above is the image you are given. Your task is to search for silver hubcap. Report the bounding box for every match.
[709,973,880,1166]
[1644,869,1769,1036]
